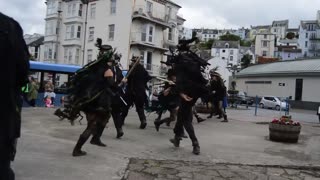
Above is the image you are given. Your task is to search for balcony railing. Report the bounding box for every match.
[133,5,167,21]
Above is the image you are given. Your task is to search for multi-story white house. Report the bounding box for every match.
[298,11,320,57]
[254,31,276,58]
[211,40,240,66]
[271,20,289,41]
[207,41,240,88]
[249,25,271,41]
[178,26,192,40]
[42,0,182,74]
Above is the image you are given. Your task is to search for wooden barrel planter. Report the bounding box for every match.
[269,123,301,143]
[195,104,211,114]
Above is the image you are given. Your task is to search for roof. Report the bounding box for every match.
[24,34,44,46]
[237,59,320,77]
[272,20,289,27]
[251,25,271,30]
[300,20,320,29]
[30,61,82,73]
[212,41,240,49]
[166,0,181,8]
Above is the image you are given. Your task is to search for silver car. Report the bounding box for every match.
[259,96,289,111]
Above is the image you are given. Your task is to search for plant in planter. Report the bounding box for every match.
[269,116,301,143]
[227,81,239,107]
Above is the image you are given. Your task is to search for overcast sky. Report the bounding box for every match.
[1,0,320,34]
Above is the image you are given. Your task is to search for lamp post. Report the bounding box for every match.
[226,63,241,108]
[81,0,89,66]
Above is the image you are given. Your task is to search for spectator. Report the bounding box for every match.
[44,88,56,106]
[27,77,39,107]
[0,12,30,180]
[45,81,54,92]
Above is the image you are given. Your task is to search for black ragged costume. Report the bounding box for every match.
[166,38,210,155]
[54,39,116,156]
[121,61,152,129]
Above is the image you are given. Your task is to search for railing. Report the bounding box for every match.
[131,32,165,48]
[132,5,168,23]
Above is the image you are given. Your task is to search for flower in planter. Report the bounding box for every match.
[271,118,301,126]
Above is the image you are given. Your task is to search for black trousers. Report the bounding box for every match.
[173,100,199,146]
[0,140,15,180]
[121,93,146,125]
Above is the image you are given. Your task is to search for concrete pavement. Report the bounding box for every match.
[13,107,320,180]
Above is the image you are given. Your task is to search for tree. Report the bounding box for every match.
[240,40,252,47]
[199,39,214,50]
[219,34,241,41]
[241,54,252,69]
[286,32,295,39]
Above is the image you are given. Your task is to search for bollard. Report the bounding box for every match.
[255,95,258,116]
[285,97,289,116]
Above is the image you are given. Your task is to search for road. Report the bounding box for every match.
[12,107,320,180]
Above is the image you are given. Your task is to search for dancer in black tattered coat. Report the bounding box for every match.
[120,58,152,129]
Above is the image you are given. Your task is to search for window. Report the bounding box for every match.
[222,57,225,60]
[146,51,152,70]
[87,49,93,62]
[264,35,267,39]
[288,53,291,58]
[148,26,153,42]
[140,51,145,64]
[66,25,76,39]
[262,51,267,56]
[88,27,94,41]
[263,41,268,47]
[67,3,77,17]
[110,0,116,15]
[230,56,233,61]
[44,44,54,60]
[47,1,56,15]
[64,48,68,63]
[222,49,226,53]
[305,41,308,48]
[168,28,173,41]
[225,43,229,48]
[75,48,80,65]
[147,1,153,14]
[90,3,96,19]
[108,24,115,41]
[68,48,73,63]
[64,47,73,64]
[273,29,277,33]
[45,21,55,35]
[142,25,147,42]
[306,33,308,38]
[77,26,81,38]
[79,4,83,16]
[230,50,234,55]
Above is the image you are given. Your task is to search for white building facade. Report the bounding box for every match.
[42,0,181,73]
[24,33,45,61]
[254,31,276,58]
[211,40,241,66]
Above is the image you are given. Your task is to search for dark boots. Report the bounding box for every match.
[137,108,147,129]
[221,114,228,122]
[192,141,200,155]
[116,128,124,139]
[72,136,88,157]
[90,125,107,147]
[170,136,181,147]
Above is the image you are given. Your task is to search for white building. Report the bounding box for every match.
[271,20,289,42]
[239,46,256,64]
[24,33,45,61]
[42,0,182,74]
[208,40,241,87]
[254,31,276,58]
[236,59,320,110]
[298,11,320,58]
[179,26,192,40]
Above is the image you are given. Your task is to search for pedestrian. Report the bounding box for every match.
[0,12,30,180]
[45,81,54,92]
[27,77,39,107]
[212,72,228,122]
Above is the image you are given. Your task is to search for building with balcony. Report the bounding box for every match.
[298,11,320,58]
[42,0,182,76]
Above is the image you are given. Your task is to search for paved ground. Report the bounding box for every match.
[13,107,320,180]
[124,158,320,180]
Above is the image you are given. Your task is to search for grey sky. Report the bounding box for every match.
[1,0,320,34]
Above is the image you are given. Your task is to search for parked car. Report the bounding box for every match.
[259,96,289,111]
[227,91,254,107]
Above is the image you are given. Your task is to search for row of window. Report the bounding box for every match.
[46,0,117,17]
